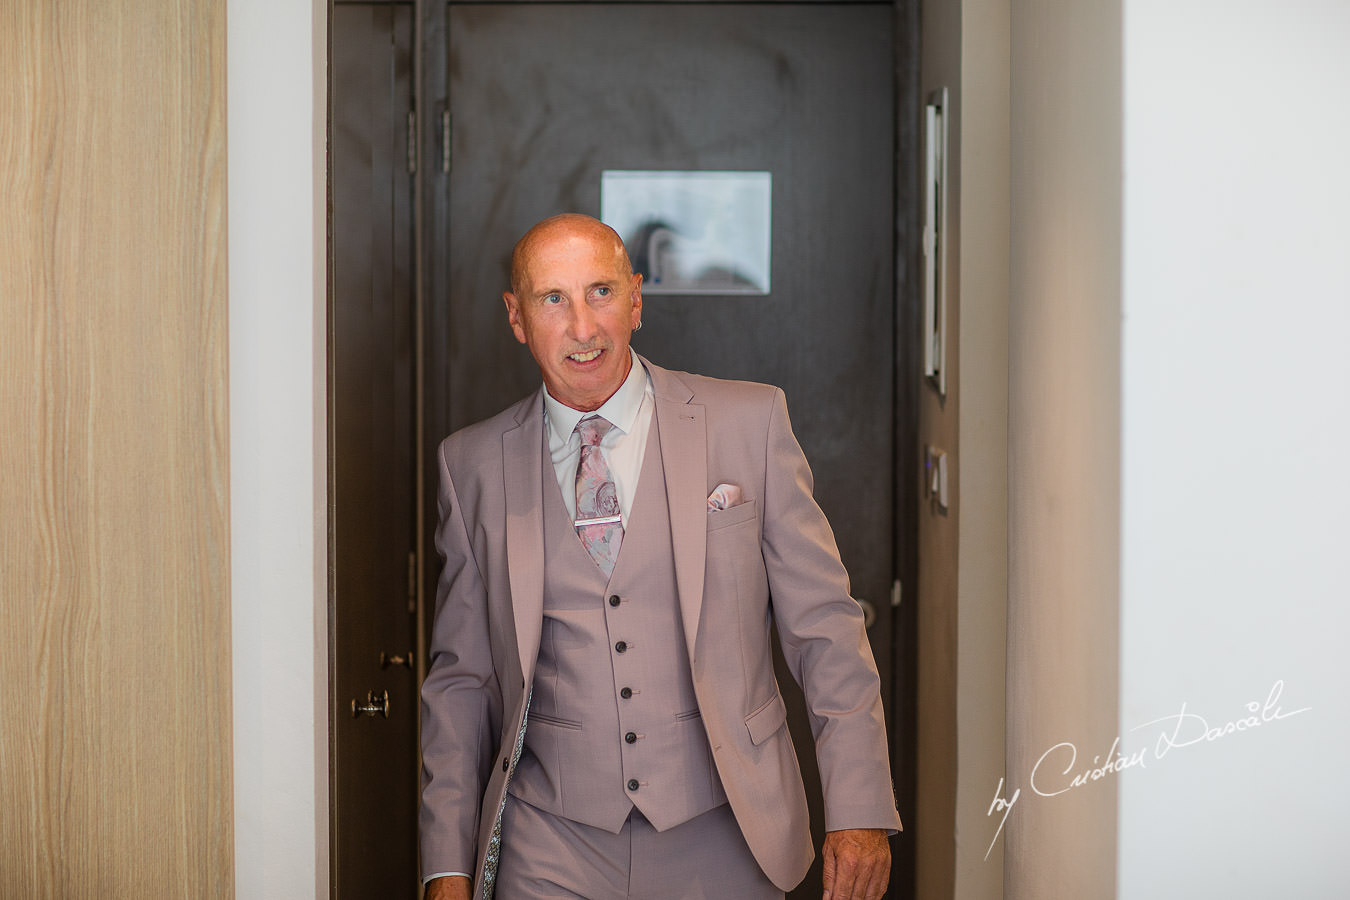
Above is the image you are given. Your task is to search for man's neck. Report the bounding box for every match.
[543,350,648,441]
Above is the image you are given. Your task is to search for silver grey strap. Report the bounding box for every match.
[479,689,531,899]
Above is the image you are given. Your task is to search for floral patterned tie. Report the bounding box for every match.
[574,416,624,575]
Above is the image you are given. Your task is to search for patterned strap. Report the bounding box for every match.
[477,689,531,899]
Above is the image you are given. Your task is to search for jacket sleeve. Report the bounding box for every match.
[758,388,902,833]
[419,439,503,879]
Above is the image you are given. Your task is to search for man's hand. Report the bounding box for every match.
[820,828,890,900]
[424,875,472,900]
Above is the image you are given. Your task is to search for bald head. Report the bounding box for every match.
[502,213,644,412]
[509,214,634,297]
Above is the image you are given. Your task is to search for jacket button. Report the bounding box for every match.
[627,779,640,791]
[620,687,633,699]
[615,641,627,653]
[608,594,621,607]
[501,758,509,772]
[625,732,637,744]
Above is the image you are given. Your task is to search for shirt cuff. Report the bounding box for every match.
[423,871,471,885]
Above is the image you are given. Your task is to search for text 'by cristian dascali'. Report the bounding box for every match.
[983,680,1311,861]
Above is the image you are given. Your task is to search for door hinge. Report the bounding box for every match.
[407,551,417,613]
[406,111,417,175]
[441,110,452,174]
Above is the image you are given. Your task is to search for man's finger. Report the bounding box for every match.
[828,865,858,900]
[821,840,858,900]
[821,839,836,900]
[860,859,889,900]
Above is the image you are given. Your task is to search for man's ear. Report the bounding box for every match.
[629,273,643,329]
[503,292,528,345]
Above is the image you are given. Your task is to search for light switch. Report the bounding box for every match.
[925,446,949,511]
[937,452,949,509]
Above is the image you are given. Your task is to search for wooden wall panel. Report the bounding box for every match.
[0,1,232,896]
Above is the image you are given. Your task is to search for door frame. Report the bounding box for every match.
[406,0,921,896]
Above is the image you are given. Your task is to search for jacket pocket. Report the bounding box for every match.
[744,692,788,745]
[707,499,758,533]
[528,710,583,730]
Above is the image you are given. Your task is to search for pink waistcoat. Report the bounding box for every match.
[508,422,728,832]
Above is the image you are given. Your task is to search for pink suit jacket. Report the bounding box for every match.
[419,357,901,895]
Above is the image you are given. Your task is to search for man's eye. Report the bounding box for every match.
[542,293,563,305]
[593,287,611,298]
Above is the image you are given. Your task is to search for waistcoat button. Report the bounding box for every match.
[620,687,633,699]
[625,732,637,744]
[627,779,640,791]
[615,641,627,653]
[608,594,621,607]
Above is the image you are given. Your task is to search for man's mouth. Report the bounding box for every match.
[568,349,603,363]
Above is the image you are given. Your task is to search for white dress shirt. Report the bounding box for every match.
[423,350,653,886]
[542,348,653,526]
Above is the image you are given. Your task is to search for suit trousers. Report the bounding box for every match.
[496,795,785,900]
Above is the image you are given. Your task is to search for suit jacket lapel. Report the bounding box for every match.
[645,358,708,660]
[503,391,546,688]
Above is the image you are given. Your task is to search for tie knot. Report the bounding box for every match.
[576,416,613,447]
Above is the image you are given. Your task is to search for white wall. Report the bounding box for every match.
[1005,0,1122,897]
[915,0,964,893]
[1118,1,1350,896]
[228,0,330,896]
[955,1,1010,897]
[915,3,1010,896]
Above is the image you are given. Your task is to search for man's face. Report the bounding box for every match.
[504,222,643,412]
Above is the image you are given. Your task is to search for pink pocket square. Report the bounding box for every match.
[707,483,744,511]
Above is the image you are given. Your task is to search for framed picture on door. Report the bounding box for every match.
[602,170,772,295]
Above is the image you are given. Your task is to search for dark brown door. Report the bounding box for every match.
[331,4,420,897]
[440,4,896,896]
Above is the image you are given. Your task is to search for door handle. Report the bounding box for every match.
[351,689,390,719]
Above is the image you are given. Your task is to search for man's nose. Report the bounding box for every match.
[568,300,599,341]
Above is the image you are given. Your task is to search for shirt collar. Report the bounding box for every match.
[543,348,650,444]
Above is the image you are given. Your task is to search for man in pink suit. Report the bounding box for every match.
[420,214,901,900]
